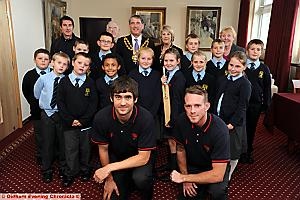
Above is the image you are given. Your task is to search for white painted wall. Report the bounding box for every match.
[65,0,241,52]
[10,0,46,120]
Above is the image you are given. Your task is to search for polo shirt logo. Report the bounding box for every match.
[131,133,138,140]
[203,144,210,152]
[108,132,113,138]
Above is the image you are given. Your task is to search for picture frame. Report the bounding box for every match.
[44,0,67,50]
[186,6,221,50]
[132,7,166,45]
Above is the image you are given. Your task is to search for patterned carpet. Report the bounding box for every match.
[0,116,299,200]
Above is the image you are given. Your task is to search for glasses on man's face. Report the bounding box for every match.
[100,40,112,44]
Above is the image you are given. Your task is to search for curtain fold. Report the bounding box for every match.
[237,0,250,48]
[264,0,300,92]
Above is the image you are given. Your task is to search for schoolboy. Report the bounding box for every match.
[206,39,229,79]
[96,53,121,109]
[91,31,125,80]
[92,76,156,200]
[33,52,69,183]
[184,51,215,105]
[161,48,186,172]
[241,39,271,164]
[22,48,51,165]
[64,39,90,75]
[57,52,98,187]
[213,51,251,180]
[181,33,200,73]
[171,86,230,199]
[129,47,162,117]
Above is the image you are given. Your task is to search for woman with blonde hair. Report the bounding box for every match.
[153,25,183,74]
[219,26,245,61]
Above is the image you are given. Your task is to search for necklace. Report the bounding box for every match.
[124,37,150,63]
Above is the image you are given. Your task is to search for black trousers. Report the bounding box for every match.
[64,128,91,177]
[40,111,65,174]
[178,165,230,200]
[110,157,154,200]
[32,119,42,159]
[246,104,262,154]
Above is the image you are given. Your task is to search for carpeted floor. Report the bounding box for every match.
[0,116,299,200]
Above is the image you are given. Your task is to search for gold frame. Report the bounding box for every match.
[132,7,166,44]
[44,0,67,50]
[186,6,221,50]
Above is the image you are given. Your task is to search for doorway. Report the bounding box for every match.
[79,17,111,55]
[0,0,22,140]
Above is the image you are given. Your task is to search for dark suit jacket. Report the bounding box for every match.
[116,35,155,73]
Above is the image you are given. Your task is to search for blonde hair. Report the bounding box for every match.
[161,25,175,42]
[220,26,237,39]
[138,47,154,59]
[192,51,207,62]
[52,52,70,64]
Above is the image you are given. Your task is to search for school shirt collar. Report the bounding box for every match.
[35,66,50,75]
[185,52,193,61]
[192,69,205,81]
[246,59,260,70]
[104,74,118,84]
[138,66,152,75]
[166,66,180,83]
[227,73,243,81]
[69,72,86,85]
[99,50,112,60]
[211,57,226,68]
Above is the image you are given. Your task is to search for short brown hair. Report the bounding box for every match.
[110,75,139,100]
[34,48,50,59]
[185,85,208,103]
[246,39,264,50]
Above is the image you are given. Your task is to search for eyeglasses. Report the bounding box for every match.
[100,40,112,44]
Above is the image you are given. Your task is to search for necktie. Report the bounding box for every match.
[197,73,201,82]
[75,78,80,88]
[50,77,60,109]
[250,63,255,70]
[134,38,139,51]
[40,71,46,75]
[228,76,233,81]
[108,80,113,85]
[101,54,105,61]
[143,70,149,76]
[217,62,222,69]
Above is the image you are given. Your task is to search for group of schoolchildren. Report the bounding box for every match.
[22,23,271,189]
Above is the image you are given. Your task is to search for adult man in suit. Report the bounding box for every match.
[116,15,155,74]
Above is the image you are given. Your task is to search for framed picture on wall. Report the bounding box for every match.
[186,6,221,50]
[44,0,67,50]
[132,7,166,45]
